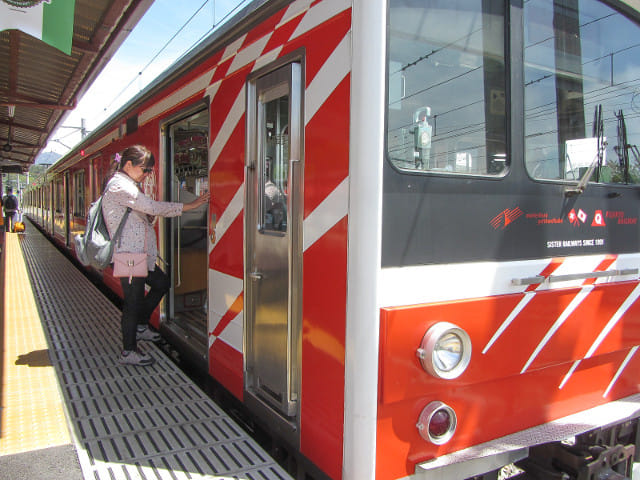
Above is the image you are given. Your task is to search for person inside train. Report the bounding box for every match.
[102,145,209,366]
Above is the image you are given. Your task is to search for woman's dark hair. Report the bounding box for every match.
[106,145,155,185]
[117,144,155,170]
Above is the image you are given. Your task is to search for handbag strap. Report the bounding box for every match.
[114,207,132,247]
[102,177,132,245]
[115,208,151,254]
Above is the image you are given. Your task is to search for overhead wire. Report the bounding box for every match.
[104,0,250,115]
[50,0,249,149]
[100,0,212,115]
[389,4,640,150]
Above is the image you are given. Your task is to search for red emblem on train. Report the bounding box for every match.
[490,207,523,229]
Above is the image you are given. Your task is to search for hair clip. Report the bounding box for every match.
[114,153,122,163]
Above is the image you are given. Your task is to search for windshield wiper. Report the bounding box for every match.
[565,104,605,197]
[564,150,601,196]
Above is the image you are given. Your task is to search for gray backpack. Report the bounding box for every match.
[74,196,131,270]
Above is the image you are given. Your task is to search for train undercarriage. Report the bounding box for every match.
[471,420,638,480]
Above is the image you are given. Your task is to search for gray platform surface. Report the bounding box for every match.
[18,223,292,480]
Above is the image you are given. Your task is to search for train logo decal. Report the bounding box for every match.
[490,206,523,229]
[592,210,606,227]
[568,208,588,226]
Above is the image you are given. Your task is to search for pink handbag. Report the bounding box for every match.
[113,252,148,284]
[112,210,149,283]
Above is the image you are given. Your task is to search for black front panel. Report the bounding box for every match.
[383,0,640,267]
[382,163,640,266]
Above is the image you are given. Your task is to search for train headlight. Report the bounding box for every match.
[416,401,457,444]
[417,322,471,379]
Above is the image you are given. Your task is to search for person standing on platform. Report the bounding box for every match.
[102,145,209,366]
[2,186,19,233]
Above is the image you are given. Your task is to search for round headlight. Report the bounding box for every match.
[416,401,457,444]
[417,322,472,379]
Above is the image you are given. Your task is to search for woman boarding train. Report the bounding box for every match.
[103,145,209,366]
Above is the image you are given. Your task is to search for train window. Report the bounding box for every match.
[524,0,640,185]
[55,180,64,213]
[386,0,507,176]
[73,171,85,216]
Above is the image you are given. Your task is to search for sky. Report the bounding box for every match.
[45,0,249,155]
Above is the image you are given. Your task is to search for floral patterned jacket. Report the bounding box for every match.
[102,172,183,271]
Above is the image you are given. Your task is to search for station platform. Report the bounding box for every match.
[0,220,293,480]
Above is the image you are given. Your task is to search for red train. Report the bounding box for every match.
[24,0,640,478]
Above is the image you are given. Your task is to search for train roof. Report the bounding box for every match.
[48,0,293,174]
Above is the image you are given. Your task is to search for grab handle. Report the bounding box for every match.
[512,268,638,286]
[176,215,181,288]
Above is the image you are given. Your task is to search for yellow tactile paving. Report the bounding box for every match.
[0,232,71,455]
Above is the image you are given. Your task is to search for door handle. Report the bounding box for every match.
[249,272,263,281]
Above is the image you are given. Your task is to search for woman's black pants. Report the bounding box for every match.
[119,266,170,351]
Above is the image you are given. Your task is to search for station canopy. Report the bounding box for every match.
[0,0,154,173]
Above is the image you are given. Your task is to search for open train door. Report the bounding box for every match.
[162,108,210,365]
[245,61,303,444]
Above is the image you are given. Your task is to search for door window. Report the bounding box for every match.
[260,88,289,233]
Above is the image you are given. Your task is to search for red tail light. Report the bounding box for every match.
[417,401,457,445]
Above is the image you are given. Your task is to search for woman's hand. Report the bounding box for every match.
[183,192,210,212]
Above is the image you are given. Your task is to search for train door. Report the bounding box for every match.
[245,62,303,433]
[90,157,99,202]
[163,109,210,362]
[65,173,73,245]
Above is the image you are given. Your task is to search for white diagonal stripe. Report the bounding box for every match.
[303,177,349,251]
[603,346,639,397]
[209,84,245,168]
[205,79,222,104]
[279,0,314,28]
[290,0,351,41]
[305,32,351,125]
[560,282,640,388]
[228,33,272,76]
[253,47,283,72]
[140,68,215,125]
[208,269,244,341]
[584,282,640,359]
[559,360,581,389]
[213,184,244,251]
[217,312,244,352]
[221,34,246,63]
[483,291,535,354]
[522,285,594,373]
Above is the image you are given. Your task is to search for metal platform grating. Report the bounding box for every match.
[18,223,292,480]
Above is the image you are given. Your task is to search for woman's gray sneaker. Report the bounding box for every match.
[119,349,154,366]
[136,326,161,342]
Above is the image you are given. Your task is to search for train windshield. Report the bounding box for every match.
[523,0,640,185]
[386,0,508,176]
[387,0,640,185]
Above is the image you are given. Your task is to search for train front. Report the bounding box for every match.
[368,0,640,478]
